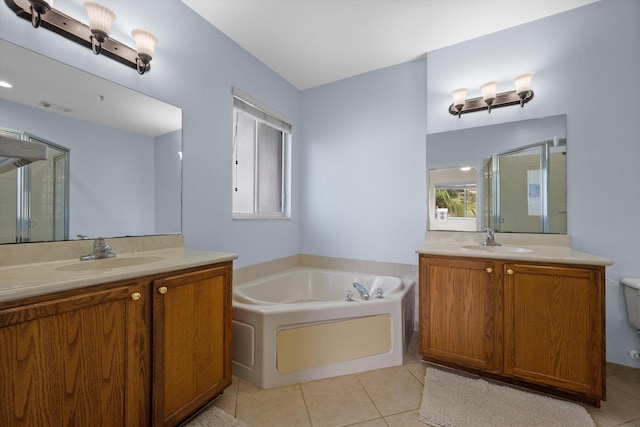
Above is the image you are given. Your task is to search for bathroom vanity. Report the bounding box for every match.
[417,232,612,407]
[0,236,236,427]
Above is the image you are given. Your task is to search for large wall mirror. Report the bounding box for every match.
[0,39,182,244]
[427,115,566,234]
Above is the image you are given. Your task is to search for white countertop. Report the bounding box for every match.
[416,231,613,266]
[0,236,238,303]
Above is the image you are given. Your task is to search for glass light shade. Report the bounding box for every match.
[513,72,534,94]
[30,0,53,8]
[451,88,468,107]
[83,2,116,35]
[131,29,158,58]
[480,81,498,101]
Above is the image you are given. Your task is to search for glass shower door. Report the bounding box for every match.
[0,132,68,243]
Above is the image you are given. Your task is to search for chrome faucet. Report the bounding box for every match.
[481,228,501,246]
[353,282,369,300]
[80,237,116,261]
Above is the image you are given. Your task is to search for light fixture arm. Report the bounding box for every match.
[6,0,153,74]
[28,0,50,28]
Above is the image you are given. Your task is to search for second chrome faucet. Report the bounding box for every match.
[481,228,501,246]
[80,237,117,261]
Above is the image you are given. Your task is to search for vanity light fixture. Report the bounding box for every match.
[131,29,158,75]
[449,73,534,117]
[84,1,115,55]
[6,0,158,75]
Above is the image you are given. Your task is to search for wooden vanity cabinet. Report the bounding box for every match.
[419,254,606,406]
[419,256,501,372]
[0,261,233,427]
[503,262,605,400]
[0,280,150,427]
[152,264,232,427]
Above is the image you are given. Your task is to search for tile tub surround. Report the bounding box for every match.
[417,231,613,266]
[0,235,238,302]
[233,254,418,286]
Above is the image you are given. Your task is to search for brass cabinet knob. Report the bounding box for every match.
[158,286,168,295]
[486,267,493,274]
[507,269,514,275]
[131,292,141,301]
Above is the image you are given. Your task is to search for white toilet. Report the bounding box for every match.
[622,278,640,334]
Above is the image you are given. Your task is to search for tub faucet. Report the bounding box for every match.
[80,237,116,261]
[353,282,369,300]
[481,228,501,246]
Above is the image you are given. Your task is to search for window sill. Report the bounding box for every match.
[233,213,291,220]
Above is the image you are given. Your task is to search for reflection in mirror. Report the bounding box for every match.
[0,39,182,244]
[0,130,69,243]
[429,166,480,232]
[427,115,566,234]
[486,140,566,233]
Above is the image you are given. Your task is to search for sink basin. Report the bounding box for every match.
[462,245,533,254]
[56,256,165,272]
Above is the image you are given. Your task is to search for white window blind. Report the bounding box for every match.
[232,88,292,133]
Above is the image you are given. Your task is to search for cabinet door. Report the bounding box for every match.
[419,255,501,371]
[0,282,149,427]
[503,263,605,398]
[152,263,232,427]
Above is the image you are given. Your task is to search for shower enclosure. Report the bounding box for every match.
[0,129,69,243]
[487,139,566,234]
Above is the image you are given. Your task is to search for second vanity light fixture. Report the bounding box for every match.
[449,73,534,118]
[6,0,158,75]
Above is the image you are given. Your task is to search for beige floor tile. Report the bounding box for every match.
[404,362,427,384]
[238,378,262,394]
[607,363,640,398]
[620,418,640,427]
[384,409,429,427]
[356,366,424,416]
[300,374,381,427]
[236,384,311,427]
[587,376,640,427]
[345,417,389,427]
[212,394,237,417]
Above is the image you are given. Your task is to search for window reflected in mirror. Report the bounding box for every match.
[429,166,480,232]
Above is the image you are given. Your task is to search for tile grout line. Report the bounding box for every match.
[297,383,315,427]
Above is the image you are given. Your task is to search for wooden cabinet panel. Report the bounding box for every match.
[418,254,606,406]
[152,263,232,427]
[0,282,148,427]
[420,255,501,371]
[503,263,605,397]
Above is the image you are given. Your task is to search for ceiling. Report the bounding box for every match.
[182,0,599,90]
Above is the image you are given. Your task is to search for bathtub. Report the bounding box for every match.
[232,267,415,388]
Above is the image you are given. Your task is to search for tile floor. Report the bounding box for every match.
[211,335,640,427]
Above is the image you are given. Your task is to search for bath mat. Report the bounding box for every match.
[418,367,596,427]
[183,406,250,427]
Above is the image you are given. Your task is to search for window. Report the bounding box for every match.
[435,184,477,218]
[232,90,291,218]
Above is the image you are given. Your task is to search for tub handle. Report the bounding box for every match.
[345,290,354,302]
